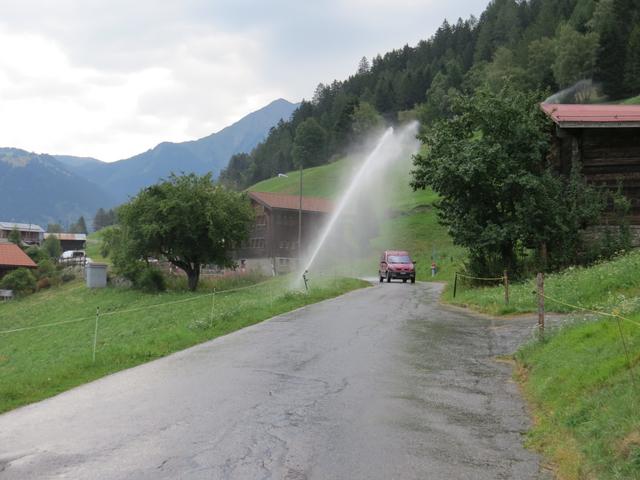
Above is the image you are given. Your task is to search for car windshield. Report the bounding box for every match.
[388,255,411,263]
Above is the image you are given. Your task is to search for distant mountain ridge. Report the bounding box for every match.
[0,148,115,227]
[1,98,298,226]
[59,98,298,204]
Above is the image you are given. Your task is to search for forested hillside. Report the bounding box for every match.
[221,0,640,189]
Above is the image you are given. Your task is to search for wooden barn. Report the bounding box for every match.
[234,191,334,274]
[44,233,87,252]
[542,104,640,241]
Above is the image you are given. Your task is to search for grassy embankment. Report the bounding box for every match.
[253,160,640,478]
[448,250,640,479]
[0,274,367,413]
[249,157,464,281]
[621,95,640,105]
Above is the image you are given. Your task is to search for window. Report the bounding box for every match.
[255,214,266,227]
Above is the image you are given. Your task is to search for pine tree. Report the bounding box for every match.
[624,24,640,95]
[357,56,370,74]
[93,208,107,231]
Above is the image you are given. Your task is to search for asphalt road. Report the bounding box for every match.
[0,282,547,479]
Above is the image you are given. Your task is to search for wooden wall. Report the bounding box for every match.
[553,127,640,223]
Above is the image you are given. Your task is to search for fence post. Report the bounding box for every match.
[92,307,100,363]
[537,273,544,338]
[209,288,216,327]
[453,272,458,298]
[504,270,509,305]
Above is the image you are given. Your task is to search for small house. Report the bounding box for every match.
[44,232,87,252]
[235,191,334,274]
[0,243,37,279]
[0,222,45,246]
[541,103,640,242]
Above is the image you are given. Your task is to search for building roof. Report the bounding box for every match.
[0,243,37,268]
[249,191,334,213]
[541,103,640,128]
[44,233,87,241]
[0,222,45,233]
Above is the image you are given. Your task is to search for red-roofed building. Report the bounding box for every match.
[0,243,37,279]
[235,191,334,274]
[542,104,640,241]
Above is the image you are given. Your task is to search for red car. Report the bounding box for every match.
[379,250,416,284]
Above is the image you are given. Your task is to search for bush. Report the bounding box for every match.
[61,271,76,283]
[0,268,37,295]
[37,258,56,279]
[25,246,48,264]
[135,267,166,293]
[36,277,51,290]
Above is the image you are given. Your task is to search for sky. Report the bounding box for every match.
[0,1,489,162]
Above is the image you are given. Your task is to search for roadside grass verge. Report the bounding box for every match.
[444,250,640,316]
[0,275,368,414]
[516,317,640,479]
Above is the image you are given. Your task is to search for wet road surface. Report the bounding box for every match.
[0,282,547,479]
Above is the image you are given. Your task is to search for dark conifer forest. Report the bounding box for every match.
[220,0,640,189]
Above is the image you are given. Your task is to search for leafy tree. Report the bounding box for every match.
[292,118,327,168]
[46,223,63,233]
[351,102,383,138]
[36,258,56,280]
[113,174,253,291]
[0,268,36,295]
[484,47,529,91]
[8,227,21,245]
[419,72,459,125]
[526,37,557,90]
[552,24,599,88]
[25,246,48,264]
[411,85,603,276]
[42,234,62,260]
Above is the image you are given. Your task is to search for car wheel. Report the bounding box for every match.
[402,278,407,283]
[410,277,415,284]
[379,274,383,283]
[386,273,392,283]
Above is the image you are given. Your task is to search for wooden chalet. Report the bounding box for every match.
[235,191,334,274]
[0,243,37,279]
[0,222,45,246]
[542,103,640,241]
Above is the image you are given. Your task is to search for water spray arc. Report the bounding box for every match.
[300,122,420,278]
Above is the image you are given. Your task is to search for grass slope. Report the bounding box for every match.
[622,95,640,105]
[249,158,464,281]
[0,275,367,413]
[518,319,640,479]
[447,250,640,316]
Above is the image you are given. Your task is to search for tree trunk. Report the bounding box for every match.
[187,265,200,292]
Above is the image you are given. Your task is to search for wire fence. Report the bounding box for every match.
[453,270,509,304]
[0,277,303,367]
[533,273,638,396]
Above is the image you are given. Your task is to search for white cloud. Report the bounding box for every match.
[0,1,490,161]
